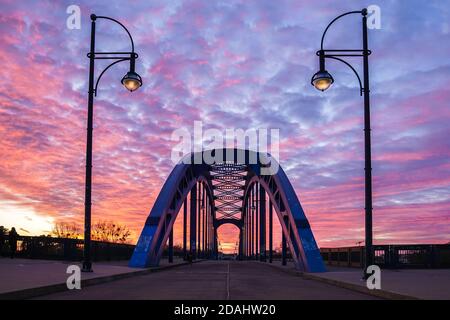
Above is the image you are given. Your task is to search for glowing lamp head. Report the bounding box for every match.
[121,71,142,92]
[311,70,334,91]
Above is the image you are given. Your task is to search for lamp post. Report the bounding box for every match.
[82,14,142,272]
[311,8,373,277]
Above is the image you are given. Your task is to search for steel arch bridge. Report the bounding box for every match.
[129,149,326,272]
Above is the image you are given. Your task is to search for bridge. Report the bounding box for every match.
[2,148,448,300]
[129,148,325,273]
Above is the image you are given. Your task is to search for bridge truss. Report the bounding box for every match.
[129,149,325,272]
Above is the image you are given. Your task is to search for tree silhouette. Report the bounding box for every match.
[92,220,132,244]
[52,222,81,239]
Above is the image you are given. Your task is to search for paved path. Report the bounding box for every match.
[319,266,450,300]
[35,261,377,300]
[271,261,450,300]
[0,257,183,295]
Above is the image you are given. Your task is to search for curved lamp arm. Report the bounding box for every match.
[94,58,129,96]
[93,14,135,53]
[90,14,141,96]
[320,10,364,51]
[325,56,363,96]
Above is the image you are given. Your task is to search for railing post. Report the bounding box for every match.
[360,246,364,268]
[429,245,435,268]
[107,241,111,261]
[393,246,399,268]
[347,248,351,267]
[64,238,69,260]
[31,237,36,259]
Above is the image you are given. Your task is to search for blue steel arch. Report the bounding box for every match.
[129,162,215,268]
[129,149,325,272]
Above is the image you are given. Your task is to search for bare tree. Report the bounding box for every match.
[0,226,9,235]
[52,222,81,239]
[92,220,132,244]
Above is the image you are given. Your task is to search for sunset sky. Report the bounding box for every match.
[0,0,449,252]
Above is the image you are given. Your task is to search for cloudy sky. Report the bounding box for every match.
[0,0,449,251]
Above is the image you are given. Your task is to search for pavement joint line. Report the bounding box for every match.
[0,260,205,300]
[256,261,420,300]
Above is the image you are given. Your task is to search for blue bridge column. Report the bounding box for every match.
[251,186,254,258]
[269,199,273,263]
[183,198,187,259]
[282,215,288,266]
[197,183,201,258]
[260,185,266,262]
[256,183,259,260]
[168,225,173,263]
[190,183,197,259]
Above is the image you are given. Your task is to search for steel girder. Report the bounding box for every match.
[129,149,325,272]
[129,160,215,267]
[242,172,325,272]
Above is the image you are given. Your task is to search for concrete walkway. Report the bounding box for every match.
[36,261,378,300]
[2,257,449,300]
[266,260,450,300]
[0,256,188,299]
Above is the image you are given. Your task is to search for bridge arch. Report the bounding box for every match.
[214,218,243,229]
[129,149,325,272]
[216,222,241,254]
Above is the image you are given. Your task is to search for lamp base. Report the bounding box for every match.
[81,261,93,273]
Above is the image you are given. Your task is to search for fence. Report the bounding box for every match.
[0,236,135,261]
[2,237,449,268]
[320,244,450,269]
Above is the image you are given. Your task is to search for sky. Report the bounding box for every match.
[0,0,449,252]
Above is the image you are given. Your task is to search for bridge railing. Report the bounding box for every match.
[1,236,135,261]
[320,244,450,269]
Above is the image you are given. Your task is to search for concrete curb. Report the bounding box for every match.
[259,262,420,300]
[0,260,203,300]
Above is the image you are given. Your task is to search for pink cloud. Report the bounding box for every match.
[0,1,449,249]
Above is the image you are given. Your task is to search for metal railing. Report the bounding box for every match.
[3,237,449,268]
[320,244,450,269]
[0,236,135,261]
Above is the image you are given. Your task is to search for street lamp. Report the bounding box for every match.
[312,8,374,278]
[82,14,142,272]
[311,70,334,91]
[122,71,142,92]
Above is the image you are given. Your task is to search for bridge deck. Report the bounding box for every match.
[36,260,376,300]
